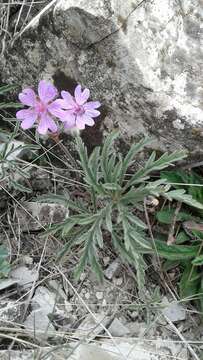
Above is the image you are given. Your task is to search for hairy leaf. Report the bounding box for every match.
[156,209,193,224]
[179,264,200,300]
[155,240,199,260]
[165,189,203,210]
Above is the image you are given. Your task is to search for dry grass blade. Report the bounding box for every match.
[164,315,200,360]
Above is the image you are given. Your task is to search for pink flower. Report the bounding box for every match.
[16,81,66,135]
[55,85,101,130]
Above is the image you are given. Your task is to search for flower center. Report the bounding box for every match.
[73,104,85,116]
[35,101,46,114]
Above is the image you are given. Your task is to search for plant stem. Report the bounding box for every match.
[50,132,80,177]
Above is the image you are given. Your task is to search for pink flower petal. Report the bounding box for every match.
[82,114,95,126]
[21,117,36,130]
[16,109,37,130]
[74,85,90,105]
[19,88,36,106]
[48,101,68,119]
[46,116,58,133]
[64,114,76,129]
[37,116,48,135]
[75,115,86,130]
[37,113,57,134]
[63,112,76,126]
[83,101,101,110]
[85,109,100,118]
[61,91,76,109]
[52,98,69,109]
[38,80,58,103]
[16,108,37,120]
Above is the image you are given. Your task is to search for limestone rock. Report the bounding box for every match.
[0,279,17,291]
[108,318,130,337]
[0,338,189,359]
[11,265,38,290]
[31,286,57,314]
[162,300,186,322]
[15,201,69,231]
[23,309,55,337]
[74,313,110,340]
[0,299,23,326]
[1,0,203,154]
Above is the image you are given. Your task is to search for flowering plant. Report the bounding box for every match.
[37,132,192,292]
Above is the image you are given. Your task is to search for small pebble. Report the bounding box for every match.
[22,256,33,265]
[115,277,123,286]
[103,256,110,267]
[129,311,138,320]
[65,301,73,313]
[104,258,120,280]
[80,273,86,281]
[84,292,90,300]
[102,299,107,307]
[96,292,103,300]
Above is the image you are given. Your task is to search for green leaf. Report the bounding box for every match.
[105,204,113,232]
[95,226,103,248]
[112,155,123,183]
[156,209,193,224]
[88,245,103,281]
[121,187,150,204]
[0,246,10,278]
[155,240,199,260]
[163,259,180,271]
[36,194,69,206]
[126,213,147,229]
[161,170,186,187]
[88,146,101,182]
[76,135,101,192]
[61,219,77,237]
[74,214,98,225]
[179,263,200,300]
[74,249,89,280]
[176,231,190,244]
[192,255,203,266]
[57,237,76,261]
[126,150,187,188]
[102,183,121,191]
[10,180,31,193]
[0,84,16,95]
[119,137,152,182]
[112,232,135,264]
[101,130,119,183]
[130,229,152,250]
[0,102,23,109]
[165,189,203,210]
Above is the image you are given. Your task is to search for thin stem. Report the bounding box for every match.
[50,133,80,180]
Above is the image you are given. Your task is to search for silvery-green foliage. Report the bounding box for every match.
[39,131,192,292]
[0,127,39,193]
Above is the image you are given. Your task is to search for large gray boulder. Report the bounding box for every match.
[1,0,203,154]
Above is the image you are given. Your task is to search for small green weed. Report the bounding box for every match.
[157,169,203,310]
